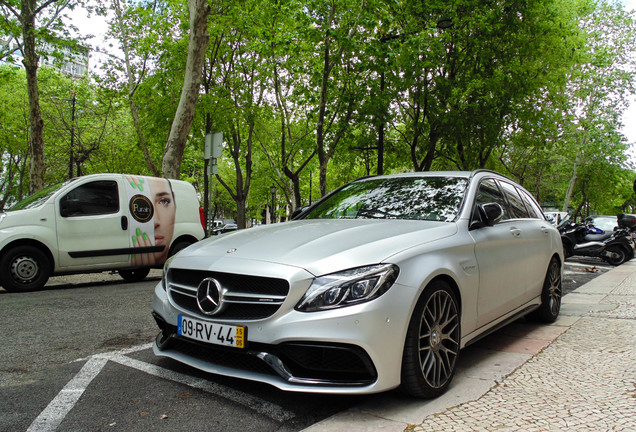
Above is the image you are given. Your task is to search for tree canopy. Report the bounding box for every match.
[1,0,635,222]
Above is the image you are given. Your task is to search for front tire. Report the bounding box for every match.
[0,246,51,292]
[527,257,562,323]
[400,280,460,398]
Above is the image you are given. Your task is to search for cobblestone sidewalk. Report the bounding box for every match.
[409,262,636,432]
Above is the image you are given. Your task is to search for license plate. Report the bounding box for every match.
[178,315,245,348]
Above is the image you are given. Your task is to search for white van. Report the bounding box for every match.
[0,174,205,292]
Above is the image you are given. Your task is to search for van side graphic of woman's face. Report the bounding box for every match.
[126,175,177,267]
[149,177,176,263]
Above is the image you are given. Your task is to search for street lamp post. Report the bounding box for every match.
[270,184,277,224]
[69,91,76,179]
[53,92,77,179]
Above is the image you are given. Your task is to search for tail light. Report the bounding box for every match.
[199,206,205,230]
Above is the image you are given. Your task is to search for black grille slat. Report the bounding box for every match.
[167,268,290,320]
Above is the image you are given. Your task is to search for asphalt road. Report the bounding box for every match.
[0,257,612,432]
[0,272,361,432]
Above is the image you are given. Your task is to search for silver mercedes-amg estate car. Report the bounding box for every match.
[152,170,563,398]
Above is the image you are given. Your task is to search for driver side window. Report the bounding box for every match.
[474,179,510,223]
[60,181,119,217]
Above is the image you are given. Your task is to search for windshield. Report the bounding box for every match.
[9,181,70,211]
[304,176,468,221]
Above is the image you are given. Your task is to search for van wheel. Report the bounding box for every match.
[400,280,460,398]
[0,246,51,292]
[118,268,150,283]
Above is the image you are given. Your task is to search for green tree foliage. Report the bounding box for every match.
[0,65,142,207]
[0,66,30,209]
[2,0,635,223]
[0,0,86,193]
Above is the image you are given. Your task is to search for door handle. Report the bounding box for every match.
[121,215,128,230]
[541,226,551,235]
[510,227,521,237]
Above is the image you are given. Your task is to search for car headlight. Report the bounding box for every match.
[295,264,399,312]
[161,255,175,291]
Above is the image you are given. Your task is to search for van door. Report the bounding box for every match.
[55,179,130,269]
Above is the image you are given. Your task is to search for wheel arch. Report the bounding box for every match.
[168,234,199,256]
[0,239,55,272]
[404,272,464,338]
[426,273,462,315]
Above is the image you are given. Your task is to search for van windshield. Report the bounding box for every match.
[9,181,70,211]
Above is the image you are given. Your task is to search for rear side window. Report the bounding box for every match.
[60,181,120,217]
[518,189,542,219]
[498,181,529,219]
[474,179,510,221]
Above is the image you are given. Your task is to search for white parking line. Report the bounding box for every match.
[108,354,295,422]
[26,357,108,432]
[28,343,294,430]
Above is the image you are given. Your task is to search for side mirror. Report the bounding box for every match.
[481,202,504,226]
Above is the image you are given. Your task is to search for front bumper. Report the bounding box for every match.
[152,278,417,394]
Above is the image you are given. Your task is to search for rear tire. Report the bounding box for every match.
[118,267,151,283]
[0,246,51,292]
[400,280,460,398]
[604,245,627,266]
[527,257,562,323]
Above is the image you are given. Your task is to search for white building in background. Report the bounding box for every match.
[0,36,89,79]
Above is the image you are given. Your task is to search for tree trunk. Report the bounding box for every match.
[162,0,210,179]
[21,0,44,193]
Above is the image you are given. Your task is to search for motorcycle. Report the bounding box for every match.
[559,214,636,266]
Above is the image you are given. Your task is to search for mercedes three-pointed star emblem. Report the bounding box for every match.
[196,277,224,315]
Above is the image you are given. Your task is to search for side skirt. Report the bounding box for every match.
[462,303,540,348]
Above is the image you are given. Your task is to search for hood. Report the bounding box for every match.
[178,219,457,276]
[0,204,54,229]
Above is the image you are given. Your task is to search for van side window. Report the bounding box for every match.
[60,181,119,217]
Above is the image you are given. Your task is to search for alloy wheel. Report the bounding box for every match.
[546,260,562,317]
[418,289,460,388]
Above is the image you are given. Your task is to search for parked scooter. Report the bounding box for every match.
[559,214,636,266]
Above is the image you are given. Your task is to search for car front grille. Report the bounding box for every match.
[166,268,289,320]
